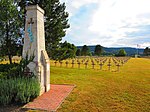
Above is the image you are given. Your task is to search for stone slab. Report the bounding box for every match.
[23,84,75,111]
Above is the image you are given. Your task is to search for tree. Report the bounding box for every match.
[81,45,91,56]
[0,0,22,64]
[76,49,81,56]
[116,49,127,57]
[52,41,77,61]
[94,44,103,56]
[143,47,150,56]
[17,0,70,59]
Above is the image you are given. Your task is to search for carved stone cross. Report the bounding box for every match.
[28,18,34,25]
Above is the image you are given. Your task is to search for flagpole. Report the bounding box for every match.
[137,44,138,56]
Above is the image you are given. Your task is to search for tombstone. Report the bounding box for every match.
[99,63,103,70]
[22,5,50,95]
[77,62,81,69]
[84,62,88,69]
[116,63,121,72]
[71,60,75,68]
[107,63,111,71]
[59,61,63,67]
[65,61,69,67]
[54,61,57,66]
[81,60,84,64]
[92,62,95,69]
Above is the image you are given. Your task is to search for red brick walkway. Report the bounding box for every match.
[23,84,75,111]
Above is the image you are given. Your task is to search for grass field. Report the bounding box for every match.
[0,58,149,112]
[50,58,150,112]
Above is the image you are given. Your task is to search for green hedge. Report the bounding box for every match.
[0,77,40,105]
[0,63,19,78]
[0,63,18,72]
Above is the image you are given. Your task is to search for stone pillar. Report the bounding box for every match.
[22,5,50,94]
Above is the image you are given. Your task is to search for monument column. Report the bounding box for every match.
[23,5,50,94]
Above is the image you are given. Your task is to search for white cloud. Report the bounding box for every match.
[140,42,150,48]
[89,0,150,36]
[90,0,150,43]
[61,0,150,47]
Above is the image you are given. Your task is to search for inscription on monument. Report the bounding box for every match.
[27,18,35,49]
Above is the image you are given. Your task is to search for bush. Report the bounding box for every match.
[115,49,127,57]
[0,55,34,79]
[0,63,18,72]
[0,77,40,105]
[0,63,19,78]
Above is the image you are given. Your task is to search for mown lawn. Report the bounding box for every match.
[50,58,150,112]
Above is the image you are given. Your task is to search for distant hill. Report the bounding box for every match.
[77,45,144,56]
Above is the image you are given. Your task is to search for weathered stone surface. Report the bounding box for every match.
[22,5,50,95]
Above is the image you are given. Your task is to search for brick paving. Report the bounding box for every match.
[23,84,75,111]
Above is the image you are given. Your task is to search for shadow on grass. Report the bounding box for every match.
[0,104,25,112]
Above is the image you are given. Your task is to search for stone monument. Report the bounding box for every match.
[22,5,50,94]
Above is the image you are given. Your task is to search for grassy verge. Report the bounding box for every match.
[50,58,150,112]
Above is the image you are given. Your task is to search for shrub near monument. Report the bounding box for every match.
[0,57,40,105]
[0,77,40,105]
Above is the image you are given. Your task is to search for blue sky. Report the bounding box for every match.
[60,0,150,48]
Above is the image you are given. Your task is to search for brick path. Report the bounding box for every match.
[23,84,75,111]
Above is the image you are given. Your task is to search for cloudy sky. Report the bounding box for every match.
[60,0,150,48]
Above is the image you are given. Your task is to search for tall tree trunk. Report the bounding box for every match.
[8,54,12,64]
[6,23,12,64]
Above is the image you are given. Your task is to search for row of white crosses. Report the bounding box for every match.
[52,57,130,72]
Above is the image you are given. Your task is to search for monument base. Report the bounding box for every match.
[40,85,45,95]
[46,84,50,92]
[40,84,50,95]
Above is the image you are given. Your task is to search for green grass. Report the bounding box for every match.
[50,58,150,112]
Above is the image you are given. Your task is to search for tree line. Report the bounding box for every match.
[76,45,103,56]
[76,45,127,57]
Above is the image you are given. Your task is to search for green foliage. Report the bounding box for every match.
[0,77,40,105]
[143,47,150,56]
[0,63,18,78]
[0,63,18,72]
[102,52,115,56]
[0,0,23,64]
[51,41,77,61]
[44,0,70,58]
[76,49,81,56]
[15,54,35,77]
[17,0,70,59]
[116,49,127,57]
[94,45,103,56]
[81,45,91,56]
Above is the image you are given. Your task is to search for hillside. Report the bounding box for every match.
[77,46,144,56]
